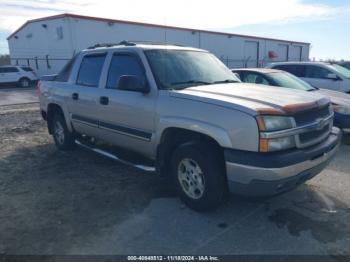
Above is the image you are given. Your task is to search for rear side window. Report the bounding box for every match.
[273,65,305,77]
[305,65,332,79]
[1,67,19,73]
[77,54,106,87]
[106,54,145,89]
[21,67,33,72]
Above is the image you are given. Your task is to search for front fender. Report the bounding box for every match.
[156,116,233,148]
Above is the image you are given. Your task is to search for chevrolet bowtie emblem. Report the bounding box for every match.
[316,118,328,130]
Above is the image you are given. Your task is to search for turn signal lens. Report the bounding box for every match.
[259,138,269,152]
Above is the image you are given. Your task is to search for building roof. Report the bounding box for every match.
[7,13,310,45]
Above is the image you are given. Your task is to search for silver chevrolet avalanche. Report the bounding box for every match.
[39,42,342,211]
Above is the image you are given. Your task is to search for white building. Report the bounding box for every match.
[7,13,310,76]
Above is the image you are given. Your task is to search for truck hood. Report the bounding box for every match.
[170,83,330,115]
[315,88,350,106]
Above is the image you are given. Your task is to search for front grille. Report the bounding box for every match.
[299,124,330,144]
[294,105,330,125]
[294,104,332,148]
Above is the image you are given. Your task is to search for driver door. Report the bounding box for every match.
[95,52,156,157]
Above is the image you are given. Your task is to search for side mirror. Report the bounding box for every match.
[327,73,340,81]
[118,75,150,93]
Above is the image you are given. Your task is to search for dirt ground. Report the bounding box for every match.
[0,103,350,258]
[0,104,171,254]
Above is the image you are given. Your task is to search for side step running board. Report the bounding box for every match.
[75,140,156,172]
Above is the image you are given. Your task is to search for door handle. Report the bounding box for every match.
[100,96,109,105]
[72,93,79,100]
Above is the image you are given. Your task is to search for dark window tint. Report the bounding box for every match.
[21,66,33,72]
[304,65,332,79]
[1,67,19,73]
[77,54,106,87]
[273,64,305,77]
[55,55,79,82]
[241,72,270,85]
[106,54,145,89]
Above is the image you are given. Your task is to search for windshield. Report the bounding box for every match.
[327,64,350,79]
[144,49,240,90]
[268,72,316,91]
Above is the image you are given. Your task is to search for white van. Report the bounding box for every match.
[267,62,350,93]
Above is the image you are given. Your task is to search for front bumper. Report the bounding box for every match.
[224,127,342,196]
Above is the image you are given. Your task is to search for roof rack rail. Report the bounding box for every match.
[87,40,182,49]
[87,43,120,49]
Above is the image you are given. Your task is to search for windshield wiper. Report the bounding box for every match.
[213,79,239,84]
[170,80,212,89]
[307,86,319,91]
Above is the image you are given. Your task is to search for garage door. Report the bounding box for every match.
[244,41,259,67]
[278,44,289,62]
[289,45,302,61]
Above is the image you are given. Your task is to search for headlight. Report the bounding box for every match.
[256,115,294,131]
[256,115,295,152]
[333,105,350,115]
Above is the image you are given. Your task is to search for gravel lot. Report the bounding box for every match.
[0,87,38,106]
[0,104,350,258]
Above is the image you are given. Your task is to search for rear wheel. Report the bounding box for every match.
[52,113,76,150]
[171,142,226,211]
[18,77,30,88]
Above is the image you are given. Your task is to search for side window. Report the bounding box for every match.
[3,67,19,73]
[21,67,33,72]
[243,72,270,85]
[76,54,106,87]
[274,65,305,77]
[305,65,332,79]
[0,68,4,73]
[106,54,145,89]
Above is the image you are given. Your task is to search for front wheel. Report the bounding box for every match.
[171,142,227,212]
[52,113,76,150]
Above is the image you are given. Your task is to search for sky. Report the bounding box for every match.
[0,0,349,60]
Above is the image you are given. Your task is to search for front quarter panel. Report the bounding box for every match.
[156,91,260,152]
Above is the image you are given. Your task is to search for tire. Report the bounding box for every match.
[171,142,226,211]
[52,112,76,150]
[18,77,30,88]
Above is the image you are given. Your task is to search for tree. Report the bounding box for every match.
[0,54,10,66]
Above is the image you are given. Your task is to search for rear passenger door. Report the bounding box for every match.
[68,53,107,137]
[96,52,156,156]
